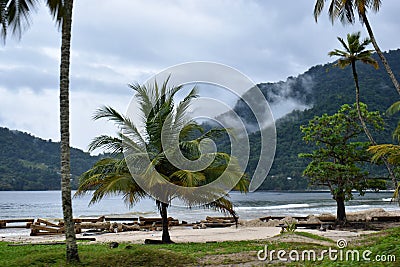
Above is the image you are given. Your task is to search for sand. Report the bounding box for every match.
[1,208,398,244]
[1,226,281,244]
[0,225,372,245]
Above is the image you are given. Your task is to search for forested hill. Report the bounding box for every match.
[244,49,400,190]
[0,127,100,190]
[1,49,400,191]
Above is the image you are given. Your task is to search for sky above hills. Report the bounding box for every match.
[0,0,399,151]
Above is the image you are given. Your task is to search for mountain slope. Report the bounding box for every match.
[1,49,400,191]
[247,49,400,190]
[0,127,100,190]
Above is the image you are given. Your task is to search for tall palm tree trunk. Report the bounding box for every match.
[160,202,172,243]
[362,14,400,96]
[351,62,398,191]
[60,0,79,263]
[352,62,376,143]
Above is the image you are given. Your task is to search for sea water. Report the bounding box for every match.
[1,190,398,237]
[1,190,398,221]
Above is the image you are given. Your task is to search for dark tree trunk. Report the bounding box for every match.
[335,196,346,225]
[160,202,172,243]
[60,0,79,263]
[352,62,376,144]
[362,14,400,96]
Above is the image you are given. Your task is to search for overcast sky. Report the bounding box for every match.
[0,0,399,151]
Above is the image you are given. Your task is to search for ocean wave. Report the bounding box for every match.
[236,203,310,210]
[382,198,393,202]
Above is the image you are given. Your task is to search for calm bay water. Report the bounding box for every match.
[0,191,398,223]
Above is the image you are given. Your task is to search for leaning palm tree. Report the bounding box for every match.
[76,79,249,243]
[0,0,79,262]
[314,0,400,96]
[328,32,378,142]
[329,32,398,198]
[368,101,400,200]
[368,144,400,200]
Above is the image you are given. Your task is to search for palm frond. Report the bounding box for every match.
[46,0,63,28]
[6,0,39,39]
[368,144,400,165]
[174,86,198,127]
[338,36,350,53]
[204,197,238,225]
[129,83,153,118]
[179,122,203,140]
[370,0,381,12]
[93,105,145,147]
[88,135,122,154]
[313,0,325,22]
[386,101,400,116]
[1,0,7,41]
[170,170,206,187]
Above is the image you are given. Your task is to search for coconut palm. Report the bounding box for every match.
[329,32,398,197]
[386,101,400,142]
[76,79,249,243]
[314,0,400,96]
[0,0,79,262]
[328,32,378,142]
[368,144,400,200]
[368,101,400,200]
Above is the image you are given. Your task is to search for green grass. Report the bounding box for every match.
[0,243,195,267]
[1,227,399,266]
[293,231,335,243]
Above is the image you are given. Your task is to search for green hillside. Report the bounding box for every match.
[0,127,100,190]
[1,50,400,191]
[247,49,400,190]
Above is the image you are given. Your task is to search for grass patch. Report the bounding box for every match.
[0,242,195,267]
[293,231,335,243]
[1,227,399,266]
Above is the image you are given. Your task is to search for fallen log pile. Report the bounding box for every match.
[193,216,237,229]
[28,216,181,236]
[0,218,34,229]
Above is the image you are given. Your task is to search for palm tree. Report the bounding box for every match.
[76,79,249,243]
[368,101,400,200]
[328,32,378,142]
[314,0,400,96]
[329,32,398,197]
[1,0,79,262]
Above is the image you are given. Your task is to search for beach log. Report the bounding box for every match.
[36,219,59,227]
[121,224,141,231]
[30,224,60,233]
[205,216,236,223]
[0,219,35,229]
[80,221,111,230]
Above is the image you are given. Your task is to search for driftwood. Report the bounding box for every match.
[80,222,111,230]
[139,217,179,228]
[193,216,238,229]
[58,216,105,225]
[36,219,59,227]
[30,219,81,236]
[121,224,141,231]
[0,219,34,229]
[104,217,138,222]
[23,215,182,236]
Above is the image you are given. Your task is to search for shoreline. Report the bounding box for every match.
[0,225,375,245]
[2,208,399,244]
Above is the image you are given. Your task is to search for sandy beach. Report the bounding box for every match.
[0,224,374,245]
[1,208,399,245]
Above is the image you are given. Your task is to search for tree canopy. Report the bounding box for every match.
[300,103,386,222]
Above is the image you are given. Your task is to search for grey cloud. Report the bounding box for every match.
[1,0,399,150]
